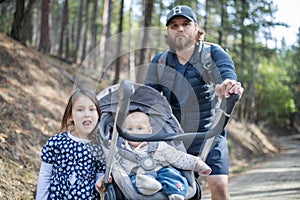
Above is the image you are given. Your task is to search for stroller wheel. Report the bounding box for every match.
[104,182,127,200]
[189,178,202,200]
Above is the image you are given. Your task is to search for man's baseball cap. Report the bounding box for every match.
[166,5,197,26]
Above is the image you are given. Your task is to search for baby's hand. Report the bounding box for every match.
[199,168,212,176]
[195,159,212,176]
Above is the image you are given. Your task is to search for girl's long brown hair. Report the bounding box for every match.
[60,88,101,141]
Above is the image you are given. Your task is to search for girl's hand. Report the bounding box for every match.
[96,176,112,193]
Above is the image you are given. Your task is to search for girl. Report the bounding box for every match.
[36,88,106,199]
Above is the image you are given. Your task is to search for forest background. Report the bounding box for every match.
[0,0,300,199]
[2,0,299,125]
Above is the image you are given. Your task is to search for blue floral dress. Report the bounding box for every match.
[41,131,106,199]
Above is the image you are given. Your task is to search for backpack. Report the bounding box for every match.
[156,41,222,85]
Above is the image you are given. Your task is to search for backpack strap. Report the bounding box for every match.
[198,41,223,84]
[157,50,170,83]
[157,42,222,85]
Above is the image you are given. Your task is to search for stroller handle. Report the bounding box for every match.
[116,79,240,142]
[104,80,134,185]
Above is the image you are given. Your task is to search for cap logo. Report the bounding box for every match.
[172,6,183,16]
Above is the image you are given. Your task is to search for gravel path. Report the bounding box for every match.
[202,134,300,200]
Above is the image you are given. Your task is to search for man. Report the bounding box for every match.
[145,5,244,200]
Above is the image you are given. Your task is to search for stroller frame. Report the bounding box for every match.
[97,80,239,200]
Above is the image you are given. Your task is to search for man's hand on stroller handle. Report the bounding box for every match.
[215,79,244,99]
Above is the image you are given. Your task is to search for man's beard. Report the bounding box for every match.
[166,34,195,51]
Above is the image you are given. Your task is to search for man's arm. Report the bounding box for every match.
[211,45,244,98]
[211,45,237,81]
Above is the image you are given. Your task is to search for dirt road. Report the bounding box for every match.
[202,134,300,200]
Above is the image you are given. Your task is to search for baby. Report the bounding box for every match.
[122,111,211,200]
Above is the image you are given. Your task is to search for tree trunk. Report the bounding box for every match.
[218,0,225,46]
[65,1,70,60]
[39,0,51,53]
[88,0,100,70]
[99,0,113,77]
[23,0,36,45]
[11,0,36,45]
[50,0,60,54]
[11,0,25,42]
[73,0,84,63]
[249,30,257,123]
[113,0,124,84]
[129,0,136,82]
[1,1,10,33]
[90,0,99,53]
[203,0,209,32]
[57,0,68,58]
[80,0,90,64]
[137,0,154,83]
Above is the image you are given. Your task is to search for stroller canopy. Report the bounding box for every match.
[97,82,181,140]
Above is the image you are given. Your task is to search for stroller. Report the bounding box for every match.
[96,80,239,200]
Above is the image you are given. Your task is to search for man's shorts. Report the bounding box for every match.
[187,130,229,175]
[205,133,229,175]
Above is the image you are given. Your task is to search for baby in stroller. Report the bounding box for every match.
[97,81,213,200]
[122,111,211,200]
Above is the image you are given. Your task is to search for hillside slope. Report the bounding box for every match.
[0,33,75,199]
[0,33,278,199]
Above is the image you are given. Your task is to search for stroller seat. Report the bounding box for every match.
[96,82,201,200]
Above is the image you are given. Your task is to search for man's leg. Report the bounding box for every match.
[206,174,230,200]
[204,133,230,200]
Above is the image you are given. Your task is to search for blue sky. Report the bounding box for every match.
[272,0,300,47]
